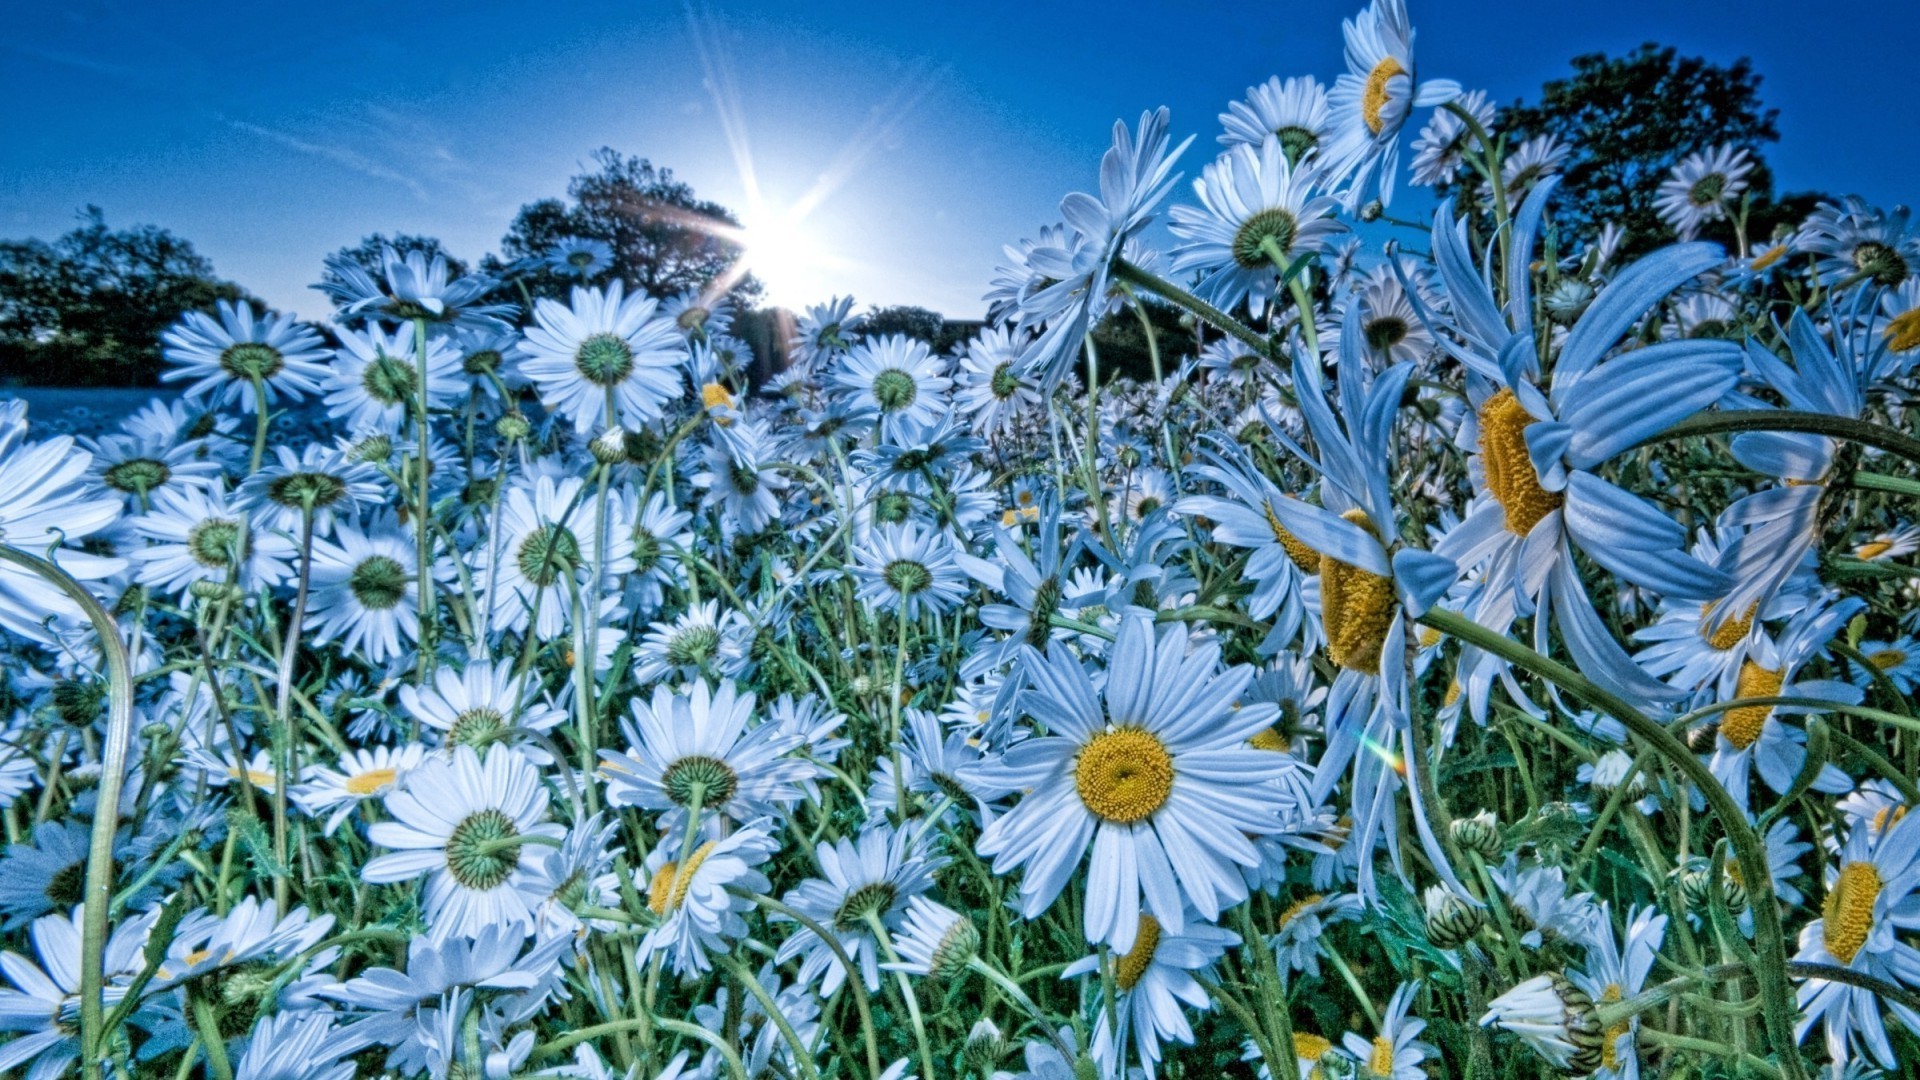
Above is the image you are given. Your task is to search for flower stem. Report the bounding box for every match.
[1111,258,1275,361]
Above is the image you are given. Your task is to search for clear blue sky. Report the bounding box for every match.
[5,0,1915,319]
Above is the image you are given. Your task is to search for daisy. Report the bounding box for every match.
[160,299,331,413]
[1409,88,1493,188]
[544,236,614,280]
[775,823,946,995]
[691,419,790,536]
[1346,981,1437,1080]
[361,745,563,939]
[1850,636,1920,693]
[974,613,1293,952]
[692,965,824,1080]
[1480,973,1604,1075]
[293,743,429,837]
[788,296,865,371]
[829,335,951,443]
[1851,523,1920,563]
[851,522,969,619]
[304,516,421,665]
[1703,595,1861,814]
[600,680,810,829]
[518,281,687,432]
[0,402,126,645]
[1654,144,1755,241]
[1793,808,1920,1068]
[130,482,296,599]
[1178,441,1323,653]
[1797,197,1920,289]
[637,819,777,974]
[632,599,754,685]
[81,425,222,510]
[1062,911,1237,1078]
[884,897,979,978]
[1269,891,1362,979]
[237,442,385,539]
[523,812,621,935]
[953,323,1042,436]
[0,904,155,1080]
[1568,905,1667,1080]
[1196,336,1271,386]
[323,321,465,434]
[399,656,568,762]
[1169,137,1346,313]
[1632,526,1817,697]
[229,1011,359,1080]
[477,474,633,639]
[0,821,97,928]
[1317,265,1433,369]
[1219,76,1333,166]
[317,243,512,330]
[1498,134,1570,201]
[1322,0,1461,210]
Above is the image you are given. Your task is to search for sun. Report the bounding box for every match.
[739,207,826,307]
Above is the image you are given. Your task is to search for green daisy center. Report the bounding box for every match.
[102,458,171,495]
[361,355,418,406]
[267,471,349,512]
[448,707,507,749]
[348,555,408,611]
[1853,241,1909,287]
[1232,207,1299,269]
[1688,173,1727,207]
[1274,126,1319,164]
[517,524,581,587]
[575,332,635,386]
[444,808,521,890]
[1365,316,1409,352]
[662,754,740,808]
[884,559,933,597]
[990,362,1022,400]
[834,881,899,930]
[218,342,285,381]
[187,519,242,568]
[871,369,918,411]
[666,625,720,668]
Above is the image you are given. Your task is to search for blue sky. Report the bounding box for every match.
[5,0,1915,319]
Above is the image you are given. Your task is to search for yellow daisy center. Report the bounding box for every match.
[1856,540,1894,561]
[1295,1032,1334,1079]
[1279,893,1325,928]
[1368,1034,1396,1077]
[1265,501,1324,573]
[1698,600,1759,651]
[1418,626,1443,649]
[1320,510,1396,675]
[1599,983,1629,1071]
[1869,648,1908,671]
[1885,308,1920,353]
[1116,914,1161,991]
[345,767,398,796]
[1362,57,1406,136]
[1720,662,1784,750]
[1443,679,1462,707]
[1750,244,1788,271]
[1822,860,1883,965]
[1872,804,1910,835]
[647,839,719,917]
[701,382,735,411]
[1479,388,1563,536]
[1075,728,1174,824]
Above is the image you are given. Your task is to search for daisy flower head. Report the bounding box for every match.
[1219,75,1333,166]
[1793,807,1920,1068]
[1316,265,1432,369]
[1798,196,1920,290]
[1568,904,1668,1080]
[1480,972,1606,1076]
[478,474,634,639]
[399,655,567,763]
[600,679,811,829]
[775,823,946,995]
[1851,636,1920,693]
[302,514,421,665]
[829,334,951,443]
[691,418,790,537]
[544,236,614,280]
[638,819,777,975]
[1409,88,1493,188]
[1851,523,1919,563]
[237,442,385,539]
[316,243,512,329]
[0,904,155,1080]
[954,323,1042,436]
[81,424,223,510]
[1323,0,1462,210]
[1062,910,1238,1078]
[518,281,688,432]
[633,598,754,685]
[1654,144,1756,241]
[293,743,429,837]
[1169,137,1346,313]
[661,288,734,342]
[975,612,1294,953]
[789,295,865,371]
[160,299,331,414]
[361,745,562,939]
[852,521,969,619]
[0,402,127,645]
[323,321,466,434]
[1348,981,1438,1079]
[130,482,297,599]
[884,897,980,979]
[1498,134,1570,201]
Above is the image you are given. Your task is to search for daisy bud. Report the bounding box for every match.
[352,433,394,463]
[1423,885,1485,950]
[188,579,242,603]
[1543,279,1595,324]
[590,427,631,465]
[1479,972,1604,1076]
[1451,810,1502,860]
[1678,868,1747,917]
[1359,199,1385,222]
[51,680,104,728]
[496,410,531,441]
[962,1019,1005,1073]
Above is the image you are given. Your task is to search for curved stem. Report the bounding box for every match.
[1111,258,1275,361]
[1636,410,1920,468]
[0,546,134,1080]
[741,891,882,1080]
[1418,606,1810,1080]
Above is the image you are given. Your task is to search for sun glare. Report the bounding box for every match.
[741,208,823,307]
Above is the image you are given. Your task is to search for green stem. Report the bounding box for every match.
[412,317,438,681]
[1111,258,1275,361]
[1417,606,1810,1080]
[1639,410,1920,468]
[717,951,822,1080]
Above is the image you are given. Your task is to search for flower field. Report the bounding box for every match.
[4,1,1920,1078]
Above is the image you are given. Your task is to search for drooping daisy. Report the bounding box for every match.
[317,244,512,330]
[293,743,429,837]
[518,281,687,432]
[304,516,421,665]
[851,522,969,619]
[1063,911,1237,1078]
[1219,75,1333,166]
[637,819,777,974]
[1654,144,1755,241]
[399,655,568,763]
[323,321,466,434]
[774,823,946,995]
[160,299,331,413]
[1851,523,1920,564]
[1269,891,1362,979]
[1169,137,1346,313]
[884,897,979,978]
[1480,973,1605,1076]
[600,680,810,829]
[361,745,563,939]
[1793,808,1920,1068]
[130,482,297,598]
[1322,0,1461,210]
[975,613,1293,952]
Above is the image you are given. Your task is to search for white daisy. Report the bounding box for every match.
[1322,0,1461,209]
[637,819,777,974]
[1170,137,1346,313]
[1654,144,1756,241]
[293,743,429,837]
[304,515,421,665]
[323,321,465,435]
[1793,808,1920,1069]
[518,281,687,432]
[1063,911,1237,1078]
[600,680,811,829]
[160,299,331,414]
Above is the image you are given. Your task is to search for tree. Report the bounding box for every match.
[497,148,759,305]
[0,207,250,388]
[1496,44,1811,255]
[317,233,468,313]
[863,305,977,355]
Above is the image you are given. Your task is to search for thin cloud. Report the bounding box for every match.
[224,116,429,200]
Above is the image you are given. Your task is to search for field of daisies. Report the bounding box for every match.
[8,2,1920,1079]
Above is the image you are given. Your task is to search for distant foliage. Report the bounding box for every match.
[0,208,249,387]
